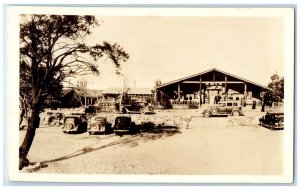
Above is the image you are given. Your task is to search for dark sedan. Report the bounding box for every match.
[259,110,284,130]
[113,116,138,135]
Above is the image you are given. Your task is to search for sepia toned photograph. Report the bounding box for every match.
[6,6,294,183]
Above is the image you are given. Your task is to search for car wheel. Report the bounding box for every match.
[140,108,146,114]
[211,109,218,115]
[232,111,240,116]
[278,120,284,128]
[203,111,211,118]
[270,124,275,130]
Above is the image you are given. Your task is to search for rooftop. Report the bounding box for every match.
[102,87,152,95]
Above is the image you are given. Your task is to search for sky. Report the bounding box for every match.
[71,16,284,90]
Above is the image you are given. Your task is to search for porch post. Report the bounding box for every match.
[225,75,227,96]
[199,77,202,107]
[154,90,158,105]
[177,83,181,102]
[244,83,247,97]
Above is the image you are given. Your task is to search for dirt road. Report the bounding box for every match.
[19,109,283,175]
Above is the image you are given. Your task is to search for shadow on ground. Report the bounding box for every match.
[23,122,181,172]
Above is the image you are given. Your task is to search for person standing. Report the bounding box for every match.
[252,100,256,109]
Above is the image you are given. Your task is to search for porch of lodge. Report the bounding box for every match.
[155,68,268,109]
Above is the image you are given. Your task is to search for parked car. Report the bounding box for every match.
[122,101,155,114]
[202,101,243,118]
[98,101,118,113]
[62,113,87,133]
[87,115,112,135]
[259,110,284,130]
[113,115,138,135]
[85,105,98,114]
[43,112,64,126]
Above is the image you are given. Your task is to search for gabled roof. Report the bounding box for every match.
[62,88,102,98]
[227,89,240,94]
[129,88,152,95]
[155,68,269,90]
[102,87,152,95]
[62,88,74,96]
[85,89,102,97]
[102,88,123,94]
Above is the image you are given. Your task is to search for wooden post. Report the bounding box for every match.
[225,75,227,95]
[244,83,247,97]
[154,90,157,105]
[177,84,181,102]
[199,77,202,107]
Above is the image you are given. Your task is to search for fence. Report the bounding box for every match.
[170,100,198,105]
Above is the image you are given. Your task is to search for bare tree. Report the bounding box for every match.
[119,74,130,112]
[19,14,129,169]
[77,78,88,108]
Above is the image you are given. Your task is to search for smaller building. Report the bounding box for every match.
[60,88,102,108]
[100,87,153,102]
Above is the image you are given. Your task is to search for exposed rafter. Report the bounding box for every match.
[154,68,269,90]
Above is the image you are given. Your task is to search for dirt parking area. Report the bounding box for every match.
[19,108,283,175]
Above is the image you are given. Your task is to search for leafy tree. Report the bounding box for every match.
[153,80,172,108]
[268,73,284,102]
[261,73,284,112]
[19,14,129,169]
[154,80,162,87]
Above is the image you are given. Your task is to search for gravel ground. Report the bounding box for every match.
[19,108,283,175]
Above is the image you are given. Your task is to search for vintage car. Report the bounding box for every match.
[259,110,284,130]
[62,113,87,133]
[113,115,138,135]
[122,101,155,114]
[98,101,119,113]
[202,101,243,118]
[43,112,64,126]
[87,115,112,135]
[85,105,98,114]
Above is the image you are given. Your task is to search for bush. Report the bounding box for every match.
[188,102,199,109]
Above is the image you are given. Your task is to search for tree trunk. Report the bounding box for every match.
[19,105,41,170]
[19,108,25,128]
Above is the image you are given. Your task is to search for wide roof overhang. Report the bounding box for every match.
[154,68,270,91]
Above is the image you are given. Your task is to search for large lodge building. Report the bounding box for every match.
[154,68,269,108]
[53,68,269,109]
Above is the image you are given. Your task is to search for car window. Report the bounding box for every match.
[227,103,232,106]
[65,118,75,123]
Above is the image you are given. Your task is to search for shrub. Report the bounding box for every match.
[188,102,199,109]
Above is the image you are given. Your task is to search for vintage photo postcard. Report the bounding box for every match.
[6,6,294,183]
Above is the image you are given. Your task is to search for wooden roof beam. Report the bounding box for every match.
[182,81,245,84]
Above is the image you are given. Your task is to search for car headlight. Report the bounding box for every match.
[66,123,73,129]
